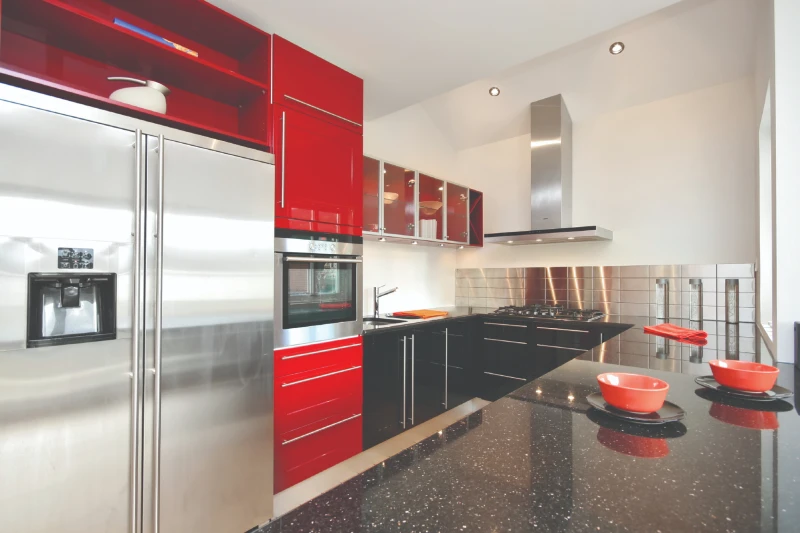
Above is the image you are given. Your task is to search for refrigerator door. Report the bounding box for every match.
[0,99,138,532]
[145,138,274,533]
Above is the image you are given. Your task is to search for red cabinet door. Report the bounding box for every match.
[272,35,363,129]
[274,104,363,229]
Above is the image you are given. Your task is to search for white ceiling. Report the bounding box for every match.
[419,0,757,150]
[208,0,679,119]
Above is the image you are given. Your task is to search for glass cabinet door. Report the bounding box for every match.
[383,162,416,236]
[446,182,469,243]
[363,156,380,233]
[418,174,444,240]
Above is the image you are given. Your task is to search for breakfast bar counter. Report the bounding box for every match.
[262,336,800,533]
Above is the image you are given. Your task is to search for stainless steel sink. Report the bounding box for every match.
[363,317,408,325]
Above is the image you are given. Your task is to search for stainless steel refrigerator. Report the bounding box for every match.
[0,84,275,533]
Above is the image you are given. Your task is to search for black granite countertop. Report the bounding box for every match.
[264,329,800,533]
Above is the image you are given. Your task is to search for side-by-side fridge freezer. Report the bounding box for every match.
[0,84,275,533]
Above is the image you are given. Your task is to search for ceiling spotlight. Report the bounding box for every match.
[567,237,575,240]
[536,238,543,242]
[438,187,443,191]
[609,42,625,55]
[439,243,445,247]
[507,240,514,244]
[412,241,418,245]
[458,245,464,249]
[379,237,386,242]
[489,86,500,96]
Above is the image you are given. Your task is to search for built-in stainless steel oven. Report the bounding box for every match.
[275,230,363,348]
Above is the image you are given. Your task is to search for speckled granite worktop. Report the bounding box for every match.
[264,331,800,532]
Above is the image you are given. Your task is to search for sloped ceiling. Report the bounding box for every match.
[208,0,679,120]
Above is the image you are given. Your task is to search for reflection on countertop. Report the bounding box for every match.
[264,327,799,532]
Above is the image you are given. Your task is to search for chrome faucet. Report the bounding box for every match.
[373,285,398,318]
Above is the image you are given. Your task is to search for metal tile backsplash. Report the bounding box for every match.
[455,264,756,323]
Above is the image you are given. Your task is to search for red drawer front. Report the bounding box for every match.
[273,104,363,228]
[275,363,362,436]
[274,412,362,493]
[275,337,362,379]
[273,35,363,130]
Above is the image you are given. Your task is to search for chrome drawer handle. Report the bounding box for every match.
[484,322,527,328]
[281,413,361,445]
[483,371,526,381]
[284,95,363,127]
[536,343,586,352]
[281,343,361,360]
[537,326,588,334]
[284,257,363,264]
[281,366,361,387]
[484,338,527,345]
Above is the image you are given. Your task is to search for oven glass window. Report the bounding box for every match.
[284,259,357,328]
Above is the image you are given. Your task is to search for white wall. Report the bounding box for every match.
[456,78,757,268]
[362,104,459,314]
[773,0,800,364]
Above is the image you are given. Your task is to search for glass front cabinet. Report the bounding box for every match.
[362,155,483,247]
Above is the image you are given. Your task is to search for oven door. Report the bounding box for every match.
[276,254,363,348]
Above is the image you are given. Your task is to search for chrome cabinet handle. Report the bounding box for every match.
[284,94,362,127]
[444,327,448,409]
[484,371,527,382]
[536,343,585,352]
[280,111,286,208]
[484,337,527,345]
[153,134,166,533]
[411,334,415,425]
[537,326,588,334]
[282,413,361,445]
[284,257,363,264]
[281,366,361,387]
[484,322,527,328]
[130,129,144,533]
[402,337,407,429]
[281,343,361,360]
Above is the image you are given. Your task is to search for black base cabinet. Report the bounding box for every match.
[363,316,628,449]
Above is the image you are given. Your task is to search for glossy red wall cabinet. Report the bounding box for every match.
[272,35,364,233]
[274,337,364,493]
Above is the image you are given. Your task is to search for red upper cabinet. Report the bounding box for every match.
[274,104,363,228]
[272,35,363,130]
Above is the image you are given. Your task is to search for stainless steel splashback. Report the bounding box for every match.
[530,95,572,230]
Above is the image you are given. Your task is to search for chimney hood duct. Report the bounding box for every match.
[484,95,613,245]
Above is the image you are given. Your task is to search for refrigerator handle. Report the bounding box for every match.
[130,129,144,533]
[152,134,166,533]
[444,327,448,409]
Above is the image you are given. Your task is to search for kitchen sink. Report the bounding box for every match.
[363,317,408,325]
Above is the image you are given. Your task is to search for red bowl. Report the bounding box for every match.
[597,428,669,459]
[708,360,779,393]
[597,373,669,414]
[709,402,779,430]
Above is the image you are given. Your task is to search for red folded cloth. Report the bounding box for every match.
[644,323,708,344]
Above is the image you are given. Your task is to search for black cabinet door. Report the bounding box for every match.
[444,320,476,408]
[410,327,447,427]
[362,333,406,450]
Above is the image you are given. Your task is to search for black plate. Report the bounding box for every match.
[695,376,794,401]
[586,393,685,425]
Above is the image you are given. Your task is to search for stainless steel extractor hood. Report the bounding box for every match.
[485,95,613,245]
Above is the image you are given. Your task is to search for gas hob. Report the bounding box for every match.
[490,305,605,322]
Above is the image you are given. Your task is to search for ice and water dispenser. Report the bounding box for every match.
[26,273,117,348]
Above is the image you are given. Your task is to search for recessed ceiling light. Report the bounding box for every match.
[438,187,443,191]
[567,237,575,240]
[489,86,500,96]
[536,238,543,242]
[412,241,418,245]
[609,42,625,55]
[507,240,514,244]
[458,245,464,249]
[379,237,386,242]
[439,243,445,247]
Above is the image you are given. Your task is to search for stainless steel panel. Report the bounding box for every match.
[619,265,649,278]
[717,292,756,308]
[0,98,136,532]
[156,139,274,532]
[455,278,471,288]
[468,287,487,299]
[593,302,620,315]
[275,237,362,256]
[487,288,524,299]
[568,266,593,279]
[681,264,716,278]
[486,278,524,289]
[470,297,488,308]
[717,264,754,278]
[620,278,649,291]
[619,291,649,304]
[455,297,470,307]
[530,95,572,229]
[683,277,716,291]
[619,341,649,356]
[620,303,649,316]
[455,287,469,298]
[723,307,756,323]
[649,265,681,278]
[484,268,526,278]
[593,266,620,278]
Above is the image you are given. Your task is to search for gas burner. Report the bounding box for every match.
[491,305,605,322]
